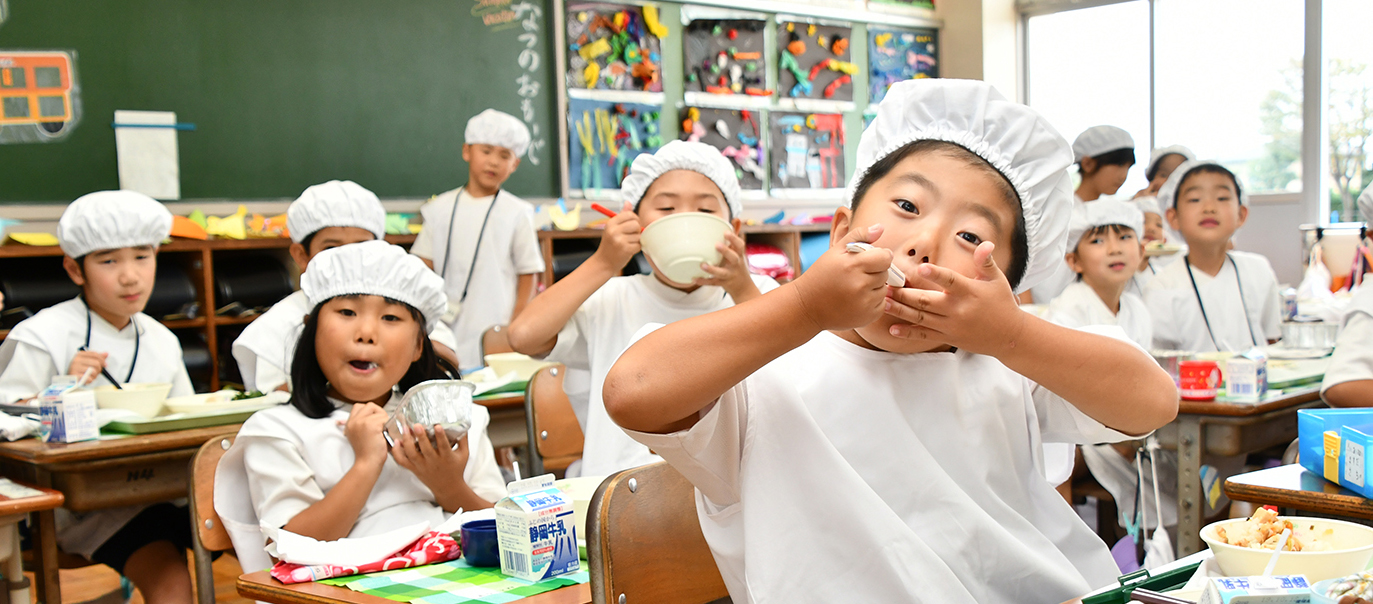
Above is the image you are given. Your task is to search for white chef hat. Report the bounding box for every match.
[1145,145,1196,179]
[1066,199,1145,251]
[1132,195,1162,217]
[1157,159,1249,210]
[1358,186,1372,224]
[465,109,531,158]
[301,240,448,332]
[57,190,173,259]
[1072,126,1135,162]
[846,79,1075,294]
[286,180,387,244]
[618,140,743,218]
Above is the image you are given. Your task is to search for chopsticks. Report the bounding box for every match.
[77,346,123,390]
[1128,588,1194,604]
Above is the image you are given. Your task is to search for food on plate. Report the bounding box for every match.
[1326,570,1373,604]
[234,390,266,401]
[1214,507,1334,551]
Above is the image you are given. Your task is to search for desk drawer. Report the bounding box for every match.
[46,449,195,513]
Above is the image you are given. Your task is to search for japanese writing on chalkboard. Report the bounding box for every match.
[511,1,545,166]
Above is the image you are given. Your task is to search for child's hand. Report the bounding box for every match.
[790,224,892,331]
[68,350,108,381]
[591,202,642,271]
[883,241,1028,356]
[693,231,759,301]
[343,403,389,468]
[391,423,469,492]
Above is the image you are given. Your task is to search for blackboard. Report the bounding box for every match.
[0,0,557,203]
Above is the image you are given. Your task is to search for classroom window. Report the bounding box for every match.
[37,96,64,118]
[2,97,29,118]
[0,67,24,88]
[1154,0,1304,196]
[1324,0,1373,222]
[32,67,61,89]
[1026,1,1151,198]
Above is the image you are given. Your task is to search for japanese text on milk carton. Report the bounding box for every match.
[39,387,98,443]
[494,474,580,582]
[1226,349,1268,403]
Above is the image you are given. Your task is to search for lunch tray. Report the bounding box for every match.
[1081,563,1202,604]
[103,403,276,434]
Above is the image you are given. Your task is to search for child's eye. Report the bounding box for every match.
[338,308,356,317]
[698,208,716,214]
[1089,237,1104,245]
[958,232,982,245]
[382,314,403,322]
[895,200,917,214]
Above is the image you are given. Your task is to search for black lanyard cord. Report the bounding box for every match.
[82,297,140,384]
[1184,253,1258,351]
[439,187,500,305]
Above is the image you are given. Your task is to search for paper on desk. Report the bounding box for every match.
[0,478,43,499]
[115,110,180,200]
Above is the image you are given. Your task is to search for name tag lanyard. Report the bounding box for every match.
[1184,253,1258,351]
[81,297,140,384]
[439,188,499,311]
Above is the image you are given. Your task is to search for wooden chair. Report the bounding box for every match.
[587,462,727,604]
[188,435,236,604]
[480,325,515,362]
[522,363,584,476]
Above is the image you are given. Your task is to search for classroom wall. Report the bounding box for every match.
[1236,197,1306,286]
[934,0,1017,100]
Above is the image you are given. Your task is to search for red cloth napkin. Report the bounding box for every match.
[270,531,462,584]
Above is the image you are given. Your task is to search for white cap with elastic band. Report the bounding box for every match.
[618,140,743,218]
[286,180,387,244]
[1066,199,1144,250]
[301,240,448,332]
[57,190,173,259]
[465,109,532,158]
[1072,125,1135,162]
[1145,145,1196,179]
[1157,159,1249,210]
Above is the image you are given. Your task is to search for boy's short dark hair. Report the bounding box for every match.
[1080,148,1136,174]
[1170,164,1243,209]
[1145,152,1185,182]
[850,139,1030,290]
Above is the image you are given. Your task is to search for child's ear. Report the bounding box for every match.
[289,243,311,272]
[1237,204,1249,227]
[731,217,743,234]
[830,207,854,248]
[1064,251,1083,275]
[62,256,86,287]
[461,144,473,163]
[413,333,425,363]
[510,156,522,171]
[1165,207,1181,232]
[1079,157,1097,176]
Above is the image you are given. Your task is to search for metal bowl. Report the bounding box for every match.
[1150,350,1190,385]
[1280,319,1338,350]
[383,379,474,449]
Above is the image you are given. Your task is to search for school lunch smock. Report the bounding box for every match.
[0,297,194,557]
[231,290,459,392]
[624,329,1132,604]
[410,188,545,371]
[1322,285,1373,397]
[1143,251,1281,352]
[214,393,508,572]
[544,273,778,478]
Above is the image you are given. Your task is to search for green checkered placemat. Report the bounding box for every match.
[319,558,588,604]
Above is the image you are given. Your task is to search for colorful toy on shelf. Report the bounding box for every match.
[549,200,583,231]
[206,205,248,240]
[170,215,208,240]
[248,213,288,238]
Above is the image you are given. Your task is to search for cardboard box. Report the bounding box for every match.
[494,474,580,582]
[1198,575,1312,604]
[39,389,99,443]
[1226,350,1268,403]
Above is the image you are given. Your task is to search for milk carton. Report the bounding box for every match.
[1226,349,1268,403]
[39,388,99,443]
[494,474,580,582]
[1198,575,1311,603]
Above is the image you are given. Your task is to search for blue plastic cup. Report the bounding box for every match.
[461,519,500,567]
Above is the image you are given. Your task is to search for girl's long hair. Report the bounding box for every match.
[289,295,457,419]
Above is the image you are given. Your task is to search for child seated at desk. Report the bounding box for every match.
[217,241,507,571]
[232,180,459,392]
[1323,191,1373,408]
[0,191,196,604]
[602,80,1178,603]
[507,140,777,477]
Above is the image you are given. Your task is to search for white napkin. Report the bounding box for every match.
[265,521,432,567]
[0,415,39,441]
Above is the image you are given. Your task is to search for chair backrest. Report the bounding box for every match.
[480,325,515,362]
[190,435,235,553]
[587,462,728,604]
[523,363,584,475]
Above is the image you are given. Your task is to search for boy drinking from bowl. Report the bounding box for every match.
[0,191,197,604]
[602,80,1178,603]
[507,141,777,477]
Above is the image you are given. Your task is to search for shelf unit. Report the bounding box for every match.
[0,234,416,392]
[536,222,830,285]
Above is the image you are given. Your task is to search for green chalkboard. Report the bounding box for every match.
[0,0,556,203]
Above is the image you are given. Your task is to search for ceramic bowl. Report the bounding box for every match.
[1200,516,1373,582]
[94,383,171,418]
[639,212,732,284]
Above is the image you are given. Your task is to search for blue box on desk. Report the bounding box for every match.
[1298,408,1373,497]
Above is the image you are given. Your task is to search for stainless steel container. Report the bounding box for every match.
[383,379,475,449]
[1151,350,1189,385]
[1280,320,1338,349]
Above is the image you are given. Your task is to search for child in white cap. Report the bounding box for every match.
[1144,160,1281,352]
[216,241,507,572]
[1134,145,1196,265]
[1134,145,1195,200]
[1321,186,1373,407]
[507,140,778,477]
[0,191,197,602]
[603,80,1177,603]
[410,109,545,371]
[232,180,460,392]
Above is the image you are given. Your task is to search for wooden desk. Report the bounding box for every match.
[0,424,242,604]
[1152,388,1323,556]
[238,570,591,604]
[1225,463,1373,520]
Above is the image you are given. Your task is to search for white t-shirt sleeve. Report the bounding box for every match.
[621,382,748,510]
[542,300,594,370]
[410,217,435,260]
[429,321,459,352]
[1323,308,1373,395]
[462,406,509,503]
[0,340,56,403]
[1259,265,1282,341]
[170,363,195,397]
[510,206,545,275]
[241,436,325,530]
[1034,325,1145,445]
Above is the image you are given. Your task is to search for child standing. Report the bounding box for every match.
[217,241,507,571]
[506,141,777,477]
[602,80,1177,603]
[410,109,545,371]
[232,180,460,391]
[1144,160,1282,352]
[0,191,196,603]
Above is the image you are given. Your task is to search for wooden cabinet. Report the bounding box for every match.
[0,235,415,391]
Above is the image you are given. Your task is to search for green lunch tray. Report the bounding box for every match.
[1081,563,1202,604]
[103,404,276,434]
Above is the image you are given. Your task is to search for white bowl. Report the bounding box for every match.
[554,476,606,542]
[1201,516,1373,581]
[94,383,172,418]
[639,212,732,284]
[482,353,553,381]
[164,390,289,415]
